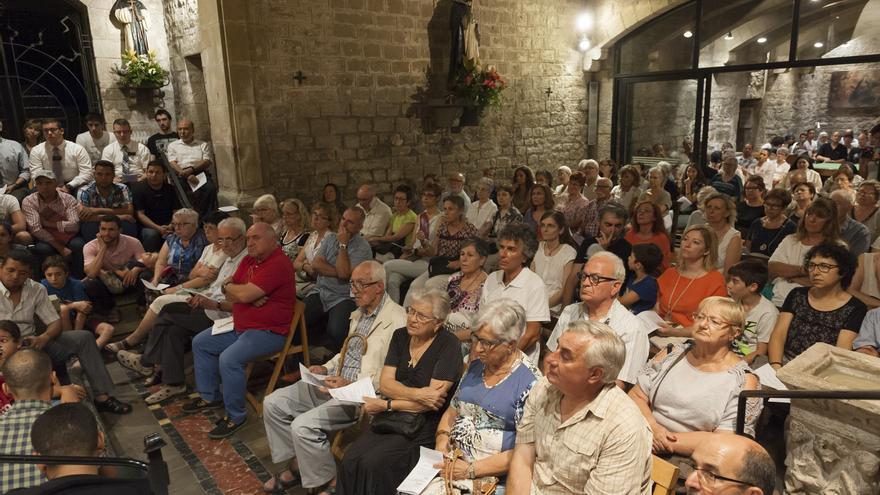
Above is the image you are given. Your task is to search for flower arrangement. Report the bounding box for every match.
[450,61,507,108]
[113,50,169,88]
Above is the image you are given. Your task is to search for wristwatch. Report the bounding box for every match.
[338,242,348,250]
[386,399,393,412]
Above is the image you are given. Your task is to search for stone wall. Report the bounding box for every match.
[244,0,590,204]
[628,78,697,157]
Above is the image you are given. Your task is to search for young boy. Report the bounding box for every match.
[620,243,663,314]
[40,256,115,349]
[726,259,779,365]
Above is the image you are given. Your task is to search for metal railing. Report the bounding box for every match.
[735,389,880,435]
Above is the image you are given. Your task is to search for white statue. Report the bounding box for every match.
[112,0,150,55]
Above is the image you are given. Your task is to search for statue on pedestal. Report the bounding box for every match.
[112,0,150,55]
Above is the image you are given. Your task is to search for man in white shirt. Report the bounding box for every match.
[441,172,471,214]
[354,184,392,238]
[74,113,111,165]
[165,119,218,219]
[29,119,93,193]
[547,252,649,388]
[101,118,152,183]
[0,122,31,203]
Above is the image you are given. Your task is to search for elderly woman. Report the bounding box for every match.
[150,208,208,287]
[611,164,642,213]
[468,178,498,237]
[736,175,766,234]
[771,147,791,187]
[557,171,590,235]
[251,194,283,234]
[421,299,542,495]
[630,296,761,461]
[703,193,741,274]
[337,288,462,495]
[656,225,727,334]
[532,211,577,314]
[445,238,489,341]
[824,164,859,201]
[553,165,571,197]
[294,202,338,297]
[745,188,797,258]
[625,201,673,271]
[768,197,841,307]
[853,180,880,244]
[638,166,673,216]
[578,158,601,200]
[769,243,867,367]
[511,166,535,213]
[522,184,555,239]
[279,198,310,262]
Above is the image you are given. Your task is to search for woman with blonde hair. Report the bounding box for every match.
[252,194,283,234]
[703,192,741,274]
[279,198,310,262]
[294,202,339,297]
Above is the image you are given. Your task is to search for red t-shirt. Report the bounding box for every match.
[0,375,13,415]
[232,247,296,335]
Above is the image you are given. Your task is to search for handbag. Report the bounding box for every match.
[428,256,457,277]
[370,410,425,439]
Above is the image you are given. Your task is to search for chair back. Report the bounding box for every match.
[651,455,680,495]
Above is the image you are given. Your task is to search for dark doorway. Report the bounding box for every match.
[736,99,762,151]
[0,0,101,140]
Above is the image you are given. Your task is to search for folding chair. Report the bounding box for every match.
[651,455,680,495]
[245,299,309,416]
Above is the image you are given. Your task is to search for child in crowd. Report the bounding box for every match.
[620,243,663,314]
[40,256,115,349]
[0,320,20,414]
[726,259,779,365]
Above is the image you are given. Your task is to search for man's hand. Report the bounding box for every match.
[252,296,269,307]
[187,175,200,186]
[188,294,216,309]
[597,230,612,248]
[119,214,135,223]
[323,376,352,389]
[362,396,386,415]
[337,223,351,244]
[122,267,141,287]
[30,334,51,350]
[79,207,96,222]
[309,365,329,375]
[57,185,70,194]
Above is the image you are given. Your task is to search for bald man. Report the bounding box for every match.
[685,433,776,495]
[830,189,870,256]
[354,184,392,238]
[165,118,218,218]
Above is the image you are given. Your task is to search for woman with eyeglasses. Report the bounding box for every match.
[745,188,797,259]
[251,194,284,235]
[293,202,338,297]
[279,198,310,263]
[735,176,766,235]
[638,166,673,217]
[768,197,841,307]
[149,208,209,288]
[768,243,866,367]
[420,299,541,495]
[629,297,761,466]
[337,288,462,495]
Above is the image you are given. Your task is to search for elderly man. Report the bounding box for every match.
[304,207,373,350]
[76,160,137,241]
[684,433,776,495]
[165,119,218,218]
[183,222,295,439]
[262,260,406,493]
[0,119,31,202]
[29,119,92,194]
[82,215,148,317]
[21,170,85,277]
[115,217,249,404]
[578,159,600,200]
[100,118,152,183]
[508,320,653,495]
[0,251,131,414]
[830,189,870,256]
[441,172,471,213]
[74,113,111,165]
[354,184,392,238]
[562,203,632,306]
[547,252,649,388]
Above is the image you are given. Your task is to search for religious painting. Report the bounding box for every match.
[828,69,880,109]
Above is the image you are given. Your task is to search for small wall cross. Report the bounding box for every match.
[293,71,307,85]
[545,87,553,97]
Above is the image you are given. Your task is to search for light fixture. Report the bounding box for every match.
[683,30,693,38]
[814,41,824,48]
[578,36,591,52]
[575,13,592,33]
[724,31,734,40]
[757,37,767,44]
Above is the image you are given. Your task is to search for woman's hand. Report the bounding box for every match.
[417,384,448,410]
[362,396,387,415]
[651,424,677,455]
[433,458,470,480]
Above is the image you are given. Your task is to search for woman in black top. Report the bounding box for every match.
[736,175,766,234]
[746,188,797,258]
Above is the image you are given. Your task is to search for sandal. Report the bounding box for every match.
[105,339,133,354]
[94,396,132,414]
[262,470,301,493]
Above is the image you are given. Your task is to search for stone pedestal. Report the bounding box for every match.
[778,343,880,494]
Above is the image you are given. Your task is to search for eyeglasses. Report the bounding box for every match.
[405,306,436,323]
[683,461,753,487]
[217,235,242,244]
[577,272,618,286]
[691,313,733,330]
[350,280,380,292]
[470,332,505,349]
[171,222,195,228]
[804,262,838,273]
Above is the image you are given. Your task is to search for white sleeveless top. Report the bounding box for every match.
[714,226,741,270]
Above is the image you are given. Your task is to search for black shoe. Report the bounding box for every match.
[181,397,224,414]
[94,396,132,415]
[208,416,247,439]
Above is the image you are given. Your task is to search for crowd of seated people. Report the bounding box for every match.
[2,120,879,495]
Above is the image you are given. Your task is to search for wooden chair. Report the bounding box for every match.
[651,455,680,495]
[245,299,309,416]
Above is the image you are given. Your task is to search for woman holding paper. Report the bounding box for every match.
[423,299,541,495]
[337,288,462,495]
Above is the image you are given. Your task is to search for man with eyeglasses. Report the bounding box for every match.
[304,207,373,351]
[830,189,870,257]
[115,217,249,405]
[684,433,776,494]
[74,113,111,165]
[354,184,392,238]
[261,260,406,493]
[28,119,93,194]
[547,251,648,389]
[76,160,138,242]
[580,177,613,238]
[131,160,180,252]
[100,118,152,184]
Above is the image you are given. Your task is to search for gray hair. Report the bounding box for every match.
[587,251,626,281]
[218,217,247,235]
[599,202,629,224]
[498,223,538,264]
[478,177,495,191]
[253,194,279,212]
[408,287,451,321]
[472,298,526,343]
[172,208,199,224]
[354,260,385,283]
[563,320,625,385]
[578,159,599,171]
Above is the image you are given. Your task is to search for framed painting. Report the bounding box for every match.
[829,69,880,109]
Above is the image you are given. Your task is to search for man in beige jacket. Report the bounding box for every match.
[261,260,407,493]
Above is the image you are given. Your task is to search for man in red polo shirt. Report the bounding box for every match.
[183,222,295,439]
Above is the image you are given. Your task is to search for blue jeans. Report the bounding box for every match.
[192,328,287,423]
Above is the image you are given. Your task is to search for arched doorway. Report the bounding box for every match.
[0,0,101,139]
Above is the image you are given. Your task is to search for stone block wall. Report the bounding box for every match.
[245,0,590,205]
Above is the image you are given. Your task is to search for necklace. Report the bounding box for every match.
[459,272,486,292]
[665,269,698,321]
[408,336,434,368]
[482,353,519,386]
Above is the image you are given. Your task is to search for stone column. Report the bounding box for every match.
[198,0,266,206]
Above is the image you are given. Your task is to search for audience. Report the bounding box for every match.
[625,201,673,271]
[293,202,337,297]
[101,118,151,183]
[73,114,110,166]
[82,215,149,319]
[0,191,28,243]
[21,119,43,157]
[578,158,601,200]
[711,157,743,200]
[736,175,766,234]
[830,189,870,257]
[321,182,348,216]
[553,165,571,197]
[131,160,181,252]
[151,208,208,284]
[853,180,880,244]
[531,211,577,314]
[0,122,31,203]
[22,170,85,278]
[684,433,776,495]
[508,321,652,494]
[442,172,471,214]
[726,260,778,366]
[511,166,535,213]
[279,198,310,263]
[145,109,179,158]
[165,119,218,219]
[787,179,815,225]
[76,160,138,241]
[582,177,613,238]
[29,119,92,193]
[557,171,590,236]
[849,251,880,309]
[251,194,283,235]
[639,166,673,216]
[563,203,632,306]
[703,192,742,274]
[678,163,709,213]
[620,243,663,315]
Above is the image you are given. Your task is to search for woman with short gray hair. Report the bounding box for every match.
[468,177,498,237]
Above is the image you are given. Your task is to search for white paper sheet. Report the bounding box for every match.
[141,280,170,291]
[298,362,329,387]
[327,377,376,403]
[397,447,444,495]
[676,195,693,209]
[753,364,790,403]
[189,172,208,192]
[210,316,235,336]
[638,310,667,333]
[218,205,239,213]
